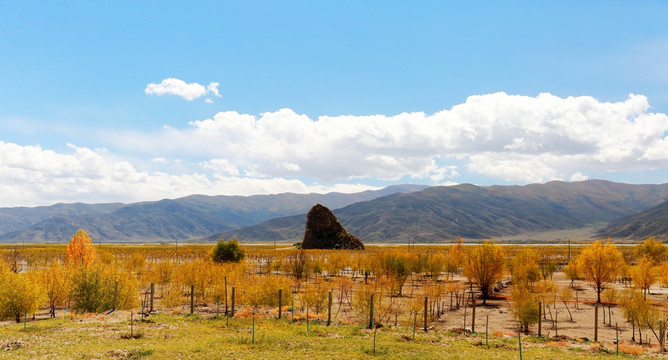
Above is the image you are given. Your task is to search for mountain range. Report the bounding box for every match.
[0,184,425,243]
[208,180,668,243]
[2,180,668,244]
[598,200,668,239]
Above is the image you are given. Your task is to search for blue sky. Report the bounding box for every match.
[1,1,668,206]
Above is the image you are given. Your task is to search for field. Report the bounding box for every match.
[0,240,667,359]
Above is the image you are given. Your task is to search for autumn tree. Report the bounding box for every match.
[426,252,447,280]
[0,263,43,322]
[563,260,579,288]
[538,251,558,281]
[69,264,138,313]
[510,286,539,334]
[509,248,540,290]
[463,241,504,304]
[575,240,624,303]
[39,261,69,318]
[559,286,574,321]
[631,256,657,299]
[635,237,667,264]
[620,289,652,344]
[445,237,464,280]
[66,229,98,267]
[377,250,411,295]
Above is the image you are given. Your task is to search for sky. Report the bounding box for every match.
[1,1,668,207]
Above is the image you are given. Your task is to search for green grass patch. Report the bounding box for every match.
[0,313,646,359]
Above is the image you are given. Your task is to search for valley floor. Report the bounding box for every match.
[0,310,662,359]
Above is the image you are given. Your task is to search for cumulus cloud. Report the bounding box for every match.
[112,92,668,184]
[6,92,668,206]
[0,141,378,207]
[144,78,221,101]
[570,172,589,181]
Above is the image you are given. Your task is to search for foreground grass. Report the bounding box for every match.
[0,313,645,359]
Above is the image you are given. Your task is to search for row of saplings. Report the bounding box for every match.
[502,238,668,349]
[0,230,140,322]
[2,230,667,351]
[0,233,246,323]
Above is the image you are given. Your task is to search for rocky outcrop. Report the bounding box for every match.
[302,204,364,250]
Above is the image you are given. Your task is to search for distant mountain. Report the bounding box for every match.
[0,203,125,234]
[597,200,668,239]
[0,184,427,243]
[208,180,668,243]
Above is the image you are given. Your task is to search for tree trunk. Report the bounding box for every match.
[563,301,573,321]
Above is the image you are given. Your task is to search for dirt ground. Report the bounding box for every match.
[2,271,666,352]
[428,272,667,346]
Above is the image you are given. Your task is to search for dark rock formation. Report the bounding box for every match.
[302,204,364,250]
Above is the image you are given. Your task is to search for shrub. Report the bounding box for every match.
[0,264,43,322]
[211,238,245,263]
[69,264,138,313]
[510,286,539,334]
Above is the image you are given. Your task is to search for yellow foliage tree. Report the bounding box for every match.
[509,248,540,290]
[634,237,667,265]
[445,237,464,280]
[510,286,539,334]
[0,263,44,322]
[575,240,624,303]
[66,229,98,267]
[631,256,657,299]
[463,241,504,304]
[39,261,69,317]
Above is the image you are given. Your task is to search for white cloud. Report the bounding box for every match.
[144,78,222,101]
[6,92,668,206]
[468,153,559,183]
[0,141,378,207]
[200,158,240,176]
[570,172,589,181]
[113,92,668,184]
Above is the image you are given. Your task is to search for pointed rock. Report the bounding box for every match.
[302,204,365,250]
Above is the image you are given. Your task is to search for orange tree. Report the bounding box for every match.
[66,229,98,267]
[575,240,625,303]
[463,241,504,304]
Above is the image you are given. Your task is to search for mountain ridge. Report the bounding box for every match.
[0,184,427,243]
[208,180,668,243]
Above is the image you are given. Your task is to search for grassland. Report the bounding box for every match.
[0,311,654,359]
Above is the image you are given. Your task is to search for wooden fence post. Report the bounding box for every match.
[463,294,467,332]
[113,281,118,310]
[231,286,235,317]
[150,283,154,312]
[555,311,558,337]
[538,302,542,337]
[471,293,476,333]
[594,303,599,342]
[424,296,428,332]
[190,285,195,314]
[327,291,332,326]
[224,277,228,316]
[278,289,283,319]
[368,294,374,329]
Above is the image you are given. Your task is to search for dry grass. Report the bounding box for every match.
[618,342,645,355]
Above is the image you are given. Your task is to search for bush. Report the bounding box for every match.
[211,238,245,263]
[69,264,138,313]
